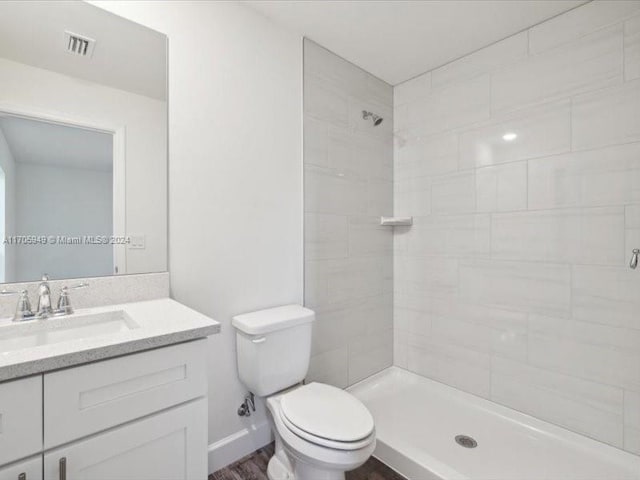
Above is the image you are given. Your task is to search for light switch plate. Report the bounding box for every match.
[129,235,146,249]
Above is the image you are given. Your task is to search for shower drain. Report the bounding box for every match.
[455,435,478,448]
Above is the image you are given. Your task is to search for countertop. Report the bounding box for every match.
[0,297,220,382]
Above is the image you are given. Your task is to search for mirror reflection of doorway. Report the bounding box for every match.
[0,114,114,282]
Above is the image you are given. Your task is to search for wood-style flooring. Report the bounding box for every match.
[210,443,407,480]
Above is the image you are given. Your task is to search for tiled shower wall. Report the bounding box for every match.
[303,40,394,388]
[393,0,640,455]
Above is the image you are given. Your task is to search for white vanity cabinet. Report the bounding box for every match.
[0,339,208,480]
[0,376,42,466]
[43,399,207,480]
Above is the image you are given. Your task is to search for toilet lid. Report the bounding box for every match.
[280,383,374,443]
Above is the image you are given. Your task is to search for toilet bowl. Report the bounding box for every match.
[232,305,377,480]
[266,383,376,480]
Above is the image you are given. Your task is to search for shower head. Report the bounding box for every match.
[362,110,383,126]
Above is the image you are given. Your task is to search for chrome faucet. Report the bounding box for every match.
[56,282,89,315]
[0,289,34,321]
[36,274,54,318]
[0,275,89,322]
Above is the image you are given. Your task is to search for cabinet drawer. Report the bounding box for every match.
[0,455,43,480]
[44,339,206,448]
[44,399,207,480]
[0,377,42,466]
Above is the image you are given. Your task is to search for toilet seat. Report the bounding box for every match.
[279,383,375,451]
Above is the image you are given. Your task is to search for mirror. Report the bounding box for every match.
[0,1,167,283]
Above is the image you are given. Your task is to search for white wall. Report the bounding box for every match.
[90,0,303,472]
[14,162,113,281]
[0,57,167,276]
[0,129,15,282]
[393,0,640,455]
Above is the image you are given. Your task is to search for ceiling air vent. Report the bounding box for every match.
[64,31,96,58]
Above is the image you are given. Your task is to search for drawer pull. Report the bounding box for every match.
[59,457,66,480]
[251,336,266,344]
[18,474,26,480]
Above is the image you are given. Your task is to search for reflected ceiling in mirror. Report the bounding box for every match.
[0,1,167,284]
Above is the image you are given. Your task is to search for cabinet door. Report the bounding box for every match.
[0,455,43,480]
[44,399,207,480]
[0,376,43,465]
[45,339,206,448]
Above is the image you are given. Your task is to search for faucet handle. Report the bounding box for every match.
[56,283,89,315]
[630,248,639,269]
[0,288,21,296]
[1,289,34,322]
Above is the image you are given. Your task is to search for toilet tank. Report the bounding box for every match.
[232,305,314,396]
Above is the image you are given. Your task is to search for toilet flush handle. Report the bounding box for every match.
[251,336,266,344]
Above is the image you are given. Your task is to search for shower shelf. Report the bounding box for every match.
[380,216,413,226]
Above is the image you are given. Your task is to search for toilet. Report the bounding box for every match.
[232,304,376,480]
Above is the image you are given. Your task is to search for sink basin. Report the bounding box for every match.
[0,310,139,353]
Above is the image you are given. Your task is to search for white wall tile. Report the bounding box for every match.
[491,207,625,265]
[407,214,490,257]
[492,26,623,113]
[391,2,640,451]
[367,179,393,216]
[573,80,640,151]
[625,205,640,257]
[405,74,490,135]
[348,216,393,257]
[304,165,367,215]
[476,162,527,213]
[393,302,433,337]
[459,100,571,169]
[304,117,328,167]
[572,265,640,330]
[432,32,528,89]
[394,73,430,107]
[407,333,492,398]
[431,304,528,362]
[308,347,349,389]
[353,134,393,182]
[393,103,409,133]
[393,328,409,369]
[395,175,431,217]
[625,391,640,454]
[327,127,362,177]
[528,314,640,391]
[528,143,640,210]
[625,14,640,81]
[348,329,393,384]
[491,357,624,447]
[529,0,640,54]
[311,301,366,356]
[304,76,349,125]
[304,39,392,107]
[459,259,571,317]
[395,132,458,180]
[304,213,348,260]
[431,170,476,214]
[395,256,458,298]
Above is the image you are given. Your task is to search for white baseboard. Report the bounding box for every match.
[208,420,273,473]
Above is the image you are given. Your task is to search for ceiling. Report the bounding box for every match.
[245,0,587,85]
[0,1,166,100]
[0,115,113,172]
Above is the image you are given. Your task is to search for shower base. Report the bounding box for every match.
[349,367,640,480]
